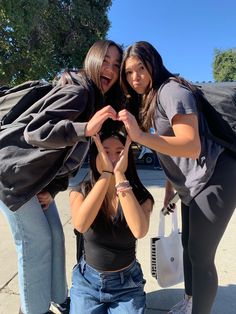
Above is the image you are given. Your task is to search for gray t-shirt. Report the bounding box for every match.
[154,80,224,205]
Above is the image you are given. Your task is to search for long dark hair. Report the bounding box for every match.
[81,126,154,221]
[120,41,196,131]
[57,40,125,114]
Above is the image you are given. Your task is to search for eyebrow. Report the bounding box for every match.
[104,54,120,63]
[125,61,144,71]
[103,145,124,149]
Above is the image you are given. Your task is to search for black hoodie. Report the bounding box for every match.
[0,72,99,211]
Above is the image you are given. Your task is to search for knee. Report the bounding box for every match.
[188,244,214,269]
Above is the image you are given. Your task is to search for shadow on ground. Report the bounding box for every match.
[145,284,236,314]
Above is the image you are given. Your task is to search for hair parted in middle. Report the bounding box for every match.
[79,121,154,222]
[120,41,173,131]
[84,39,123,92]
[120,41,198,131]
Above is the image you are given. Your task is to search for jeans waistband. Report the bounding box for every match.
[79,256,137,279]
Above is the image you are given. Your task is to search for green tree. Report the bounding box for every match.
[213,48,236,82]
[0,0,112,86]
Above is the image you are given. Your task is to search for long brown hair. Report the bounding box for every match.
[55,40,125,114]
[84,40,123,91]
[120,41,197,131]
[84,40,125,113]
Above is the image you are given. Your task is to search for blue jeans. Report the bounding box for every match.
[70,257,146,314]
[0,196,67,314]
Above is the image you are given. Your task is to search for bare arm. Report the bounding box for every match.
[118,110,201,159]
[115,171,153,238]
[70,134,114,232]
[70,172,112,233]
[114,137,153,238]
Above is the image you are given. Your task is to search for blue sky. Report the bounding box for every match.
[107,0,236,82]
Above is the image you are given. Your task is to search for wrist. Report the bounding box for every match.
[102,170,114,175]
[115,179,132,195]
[134,129,145,144]
[101,171,113,179]
[114,171,125,183]
[84,123,90,137]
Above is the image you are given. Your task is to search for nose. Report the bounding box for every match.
[133,71,140,81]
[105,63,116,73]
[109,154,118,164]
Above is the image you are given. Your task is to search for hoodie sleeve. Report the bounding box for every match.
[43,175,69,198]
[24,84,91,149]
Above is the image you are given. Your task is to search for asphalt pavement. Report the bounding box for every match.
[0,166,235,314]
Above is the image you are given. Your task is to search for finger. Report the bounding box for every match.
[95,112,118,127]
[117,109,130,117]
[125,136,132,149]
[167,204,173,210]
[93,134,104,153]
[99,106,117,119]
[166,206,174,213]
[119,110,133,121]
[121,139,131,158]
[118,149,125,159]
[102,105,117,114]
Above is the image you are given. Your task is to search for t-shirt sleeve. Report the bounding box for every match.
[69,182,83,193]
[159,82,198,123]
[69,181,90,197]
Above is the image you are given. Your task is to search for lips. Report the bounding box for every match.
[101,75,111,86]
[132,83,145,94]
[133,82,142,88]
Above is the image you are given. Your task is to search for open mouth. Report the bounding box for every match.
[101,75,112,87]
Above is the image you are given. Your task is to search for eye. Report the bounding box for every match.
[113,63,120,69]
[125,70,132,75]
[139,65,145,71]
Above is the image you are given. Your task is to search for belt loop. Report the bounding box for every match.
[79,256,86,275]
[120,271,124,285]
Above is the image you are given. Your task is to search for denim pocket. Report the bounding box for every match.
[127,265,146,288]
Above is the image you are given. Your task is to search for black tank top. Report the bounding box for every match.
[83,205,136,271]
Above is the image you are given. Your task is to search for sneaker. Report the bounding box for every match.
[168,295,192,313]
[50,297,70,314]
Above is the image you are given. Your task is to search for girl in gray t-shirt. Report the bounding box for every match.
[119,41,236,314]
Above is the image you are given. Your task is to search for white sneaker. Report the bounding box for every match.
[168,295,192,313]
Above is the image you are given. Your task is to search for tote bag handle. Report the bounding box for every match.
[158,209,179,237]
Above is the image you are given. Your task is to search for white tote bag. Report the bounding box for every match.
[150,208,184,288]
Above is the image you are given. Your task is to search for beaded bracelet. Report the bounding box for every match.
[117,186,133,194]
[115,180,130,189]
[115,180,132,195]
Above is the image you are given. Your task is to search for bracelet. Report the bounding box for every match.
[115,180,130,189]
[103,170,114,174]
[117,186,133,194]
[115,180,132,195]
